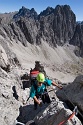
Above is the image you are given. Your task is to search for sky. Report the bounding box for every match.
[0,0,83,21]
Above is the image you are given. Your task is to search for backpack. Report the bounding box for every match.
[29,61,47,85]
[30,69,49,100]
[30,70,39,85]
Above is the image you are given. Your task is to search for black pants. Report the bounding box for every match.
[34,93,51,108]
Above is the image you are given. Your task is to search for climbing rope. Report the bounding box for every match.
[62,90,83,119]
[26,81,62,102]
[58,106,78,125]
[26,88,57,105]
[49,87,83,125]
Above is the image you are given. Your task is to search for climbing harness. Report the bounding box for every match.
[27,81,62,102]
[26,88,58,102]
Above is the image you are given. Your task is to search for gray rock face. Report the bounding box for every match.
[56,75,83,123]
[0,4,83,125]
[38,5,76,46]
[0,37,20,71]
[13,6,38,21]
[15,95,82,125]
[0,5,76,47]
[0,12,16,24]
[1,5,83,57]
[16,17,38,45]
[70,22,83,57]
[0,67,22,125]
[34,100,82,125]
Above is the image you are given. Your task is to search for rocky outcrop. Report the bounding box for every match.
[38,5,76,46]
[34,101,82,125]
[0,67,21,125]
[0,4,83,125]
[0,44,8,68]
[70,22,83,57]
[56,75,83,123]
[0,37,20,70]
[13,6,38,21]
[16,17,38,44]
[16,96,82,125]
[0,12,16,24]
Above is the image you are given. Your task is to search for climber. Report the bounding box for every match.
[30,72,62,110]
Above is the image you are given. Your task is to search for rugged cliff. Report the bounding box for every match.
[70,22,83,57]
[0,5,83,125]
[0,5,83,57]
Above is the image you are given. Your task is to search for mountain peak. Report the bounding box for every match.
[13,6,38,20]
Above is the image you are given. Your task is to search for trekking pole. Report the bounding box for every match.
[26,83,62,104]
[27,84,62,101]
[25,88,57,106]
[27,96,30,101]
[26,89,55,102]
[58,106,78,125]
[41,89,56,95]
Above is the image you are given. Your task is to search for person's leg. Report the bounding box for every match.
[34,100,37,110]
[45,93,51,103]
[34,95,39,110]
[41,93,51,104]
[41,94,46,103]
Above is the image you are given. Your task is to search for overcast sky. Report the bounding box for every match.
[0,0,83,21]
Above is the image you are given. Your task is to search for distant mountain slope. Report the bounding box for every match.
[9,39,83,83]
[0,5,83,57]
[0,6,75,44]
[0,4,83,75]
[70,21,83,57]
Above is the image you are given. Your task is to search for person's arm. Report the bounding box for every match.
[52,81,63,89]
[33,96,41,105]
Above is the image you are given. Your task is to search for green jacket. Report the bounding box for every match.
[30,78,52,98]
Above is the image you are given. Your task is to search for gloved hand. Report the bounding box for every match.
[39,102,42,107]
[59,86,63,89]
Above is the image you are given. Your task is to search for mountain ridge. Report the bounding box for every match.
[0,4,83,125]
[0,4,83,56]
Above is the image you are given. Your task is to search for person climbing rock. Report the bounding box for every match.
[33,61,46,77]
[30,72,62,110]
